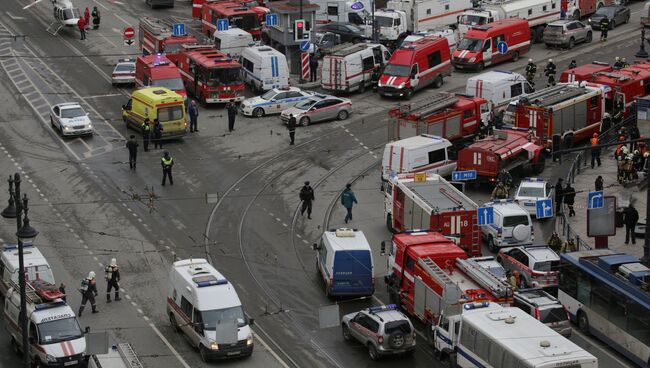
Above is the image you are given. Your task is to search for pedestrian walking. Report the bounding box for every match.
[299,181,315,219]
[153,118,163,149]
[161,151,174,186]
[595,175,604,191]
[226,100,237,132]
[187,99,199,132]
[554,178,564,215]
[105,258,121,302]
[141,119,151,152]
[91,6,100,30]
[629,123,640,151]
[624,204,639,245]
[126,135,139,170]
[564,182,576,217]
[544,59,556,87]
[590,133,601,169]
[287,114,296,145]
[84,7,90,30]
[309,54,319,82]
[600,17,610,41]
[59,283,67,302]
[341,183,357,224]
[78,271,98,316]
[77,17,87,40]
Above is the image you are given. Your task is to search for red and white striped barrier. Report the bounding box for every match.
[301,52,310,81]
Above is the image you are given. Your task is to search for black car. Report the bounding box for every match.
[588,5,630,29]
[316,22,368,43]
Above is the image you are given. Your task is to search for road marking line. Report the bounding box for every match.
[114,14,131,26]
[125,295,132,300]
[302,239,309,244]
[148,323,192,368]
[137,308,143,314]
[92,0,109,10]
[143,316,149,321]
[275,217,281,222]
[85,93,123,99]
[282,222,288,227]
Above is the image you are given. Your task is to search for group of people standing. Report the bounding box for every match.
[77,7,101,40]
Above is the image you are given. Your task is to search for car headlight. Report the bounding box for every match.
[246,335,253,346]
[46,354,57,362]
[210,342,219,350]
[469,57,476,63]
[64,126,72,131]
[588,18,592,22]
[87,124,93,129]
[398,82,405,89]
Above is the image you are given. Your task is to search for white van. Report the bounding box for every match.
[321,43,391,93]
[313,228,374,297]
[466,70,534,116]
[0,244,55,297]
[240,46,289,92]
[400,28,458,51]
[382,134,456,181]
[214,28,255,58]
[167,259,254,362]
[480,199,534,253]
[5,281,88,367]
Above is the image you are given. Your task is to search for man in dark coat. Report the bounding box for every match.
[555,178,564,215]
[91,6,100,29]
[299,181,315,219]
[126,135,139,170]
[226,100,237,132]
[624,204,639,245]
[288,114,297,145]
[563,182,576,217]
[153,119,163,149]
[187,99,199,132]
[309,54,319,82]
[341,183,358,224]
[629,123,640,151]
[595,175,604,191]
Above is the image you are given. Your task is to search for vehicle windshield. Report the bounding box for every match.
[60,107,85,119]
[518,186,545,198]
[207,67,242,86]
[152,78,184,90]
[457,38,483,51]
[37,317,83,345]
[458,14,487,26]
[157,106,183,122]
[375,16,394,27]
[595,7,616,17]
[63,8,80,20]
[503,215,529,227]
[295,99,317,110]
[231,14,260,30]
[382,64,410,77]
[198,306,247,330]
[384,320,411,334]
[345,24,362,33]
[115,64,134,72]
[260,90,277,100]
[545,25,564,33]
[533,260,560,272]
[539,307,567,324]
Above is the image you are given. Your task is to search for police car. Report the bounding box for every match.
[239,87,314,118]
[50,103,94,137]
[111,58,136,86]
[514,177,554,216]
[281,94,352,126]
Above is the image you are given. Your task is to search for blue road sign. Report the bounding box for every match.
[536,198,554,219]
[172,23,186,36]
[497,41,508,54]
[588,191,604,209]
[217,18,229,31]
[265,13,278,27]
[452,170,477,181]
[477,207,494,226]
[300,41,311,52]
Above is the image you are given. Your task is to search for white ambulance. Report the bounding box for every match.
[382,134,456,181]
[0,244,55,297]
[240,46,289,92]
[4,280,88,367]
[321,43,391,93]
[167,259,254,362]
[214,28,255,58]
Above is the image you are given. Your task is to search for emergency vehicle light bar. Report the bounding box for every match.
[34,300,67,311]
[3,244,34,251]
[192,275,228,287]
[118,58,134,63]
[463,301,490,310]
[523,177,545,182]
[485,199,514,205]
[369,304,397,313]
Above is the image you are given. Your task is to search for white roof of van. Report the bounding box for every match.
[172,259,242,310]
[468,70,525,84]
[245,46,284,56]
[387,135,451,149]
[215,27,251,36]
[2,244,49,271]
[323,229,370,251]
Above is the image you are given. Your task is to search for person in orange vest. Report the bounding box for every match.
[590,133,601,169]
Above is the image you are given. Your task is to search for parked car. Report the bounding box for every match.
[588,5,630,29]
[315,32,342,57]
[240,87,313,117]
[543,20,593,49]
[514,177,554,217]
[50,102,94,137]
[480,200,534,252]
[316,22,369,43]
[111,58,136,86]
[514,288,572,337]
[281,94,352,126]
[497,245,559,289]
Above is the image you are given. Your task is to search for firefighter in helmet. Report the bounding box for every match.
[548,232,563,253]
[491,182,509,200]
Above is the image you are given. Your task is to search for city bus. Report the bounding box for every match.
[558,249,650,367]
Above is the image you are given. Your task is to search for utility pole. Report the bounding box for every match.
[371,0,377,42]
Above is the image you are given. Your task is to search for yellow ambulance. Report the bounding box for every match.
[122,87,187,139]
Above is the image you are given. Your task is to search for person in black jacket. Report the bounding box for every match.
[288,114,297,145]
[595,175,604,191]
[563,182,576,217]
[629,123,640,151]
[624,204,639,245]
[555,178,564,215]
[153,119,163,149]
[299,181,315,219]
[126,135,139,170]
[78,271,98,316]
[105,258,121,302]
[226,100,237,132]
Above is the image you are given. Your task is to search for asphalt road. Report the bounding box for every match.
[0,0,646,367]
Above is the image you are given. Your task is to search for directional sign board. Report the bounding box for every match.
[588,191,604,209]
[477,207,494,226]
[124,39,134,46]
[536,198,553,219]
[217,18,229,31]
[265,13,278,27]
[300,40,311,52]
[497,41,508,54]
[452,170,477,181]
[123,27,135,39]
[172,23,186,36]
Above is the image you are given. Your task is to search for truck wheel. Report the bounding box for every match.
[404,88,413,100]
[433,75,443,88]
[477,62,485,71]
[572,10,580,20]
[586,32,593,43]
[368,343,380,360]
[441,352,457,368]
[610,20,616,30]
[169,313,179,332]
[199,345,210,363]
[488,236,498,253]
[568,38,575,49]
[511,51,520,62]
[199,93,206,106]
[253,107,265,118]
[358,81,366,93]
[337,110,349,120]
[533,154,546,174]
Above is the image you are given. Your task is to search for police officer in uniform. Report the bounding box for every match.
[525,59,537,86]
[545,59,557,87]
[299,181,315,219]
[105,258,121,302]
[161,151,174,186]
[288,114,297,145]
[78,271,98,316]
[141,119,151,152]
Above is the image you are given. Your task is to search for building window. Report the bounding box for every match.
[426,8,431,15]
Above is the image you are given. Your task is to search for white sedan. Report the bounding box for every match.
[514,177,554,216]
[50,103,94,137]
[239,87,314,118]
[111,59,136,86]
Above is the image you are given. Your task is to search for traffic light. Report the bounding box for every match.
[294,19,305,41]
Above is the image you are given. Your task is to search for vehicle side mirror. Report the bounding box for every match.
[312,243,320,250]
[249,318,255,325]
[85,326,90,334]
[380,241,386,256]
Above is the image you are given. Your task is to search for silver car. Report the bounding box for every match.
[50,103,94,137]
[497,245,559,289]
[341,304,415,360]
[281,94,352,126]
[543,20,593,49]
[514,288,572,337]
[111,59,136,86]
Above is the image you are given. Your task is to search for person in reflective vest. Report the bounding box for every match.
[590,133,601,169]
[141,118,151,152]
[161,151,174,186]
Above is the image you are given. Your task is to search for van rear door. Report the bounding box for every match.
[332,250,373,296]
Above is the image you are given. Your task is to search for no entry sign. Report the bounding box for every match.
[123,27,135,39]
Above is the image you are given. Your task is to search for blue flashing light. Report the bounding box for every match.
[3,244,34,251]
[463,301,489,310]
[369,304,398,313]
[523,177,545,182]
[350,1,364,10]
[34,300,66,310]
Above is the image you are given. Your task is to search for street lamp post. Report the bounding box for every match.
[636,28,648,59]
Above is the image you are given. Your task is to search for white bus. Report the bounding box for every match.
[433,302,598,368]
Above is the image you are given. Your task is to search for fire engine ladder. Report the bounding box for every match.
[8,280,41,304]
[117,343,144,368]
[418,257,464,298]
[399,93,458,119]
[455,258,513,299]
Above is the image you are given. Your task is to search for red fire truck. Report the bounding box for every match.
[560,61,612,83]
[194,0,269,21]
[176,45,245,104]
[383,231,513,327]
[138,16,198,64]
[384,173,480,256]
[201,1,262,39]
[456,129,546,182]
[561,0,616,20]
[388,92,490,142]
[135,54,187,98]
